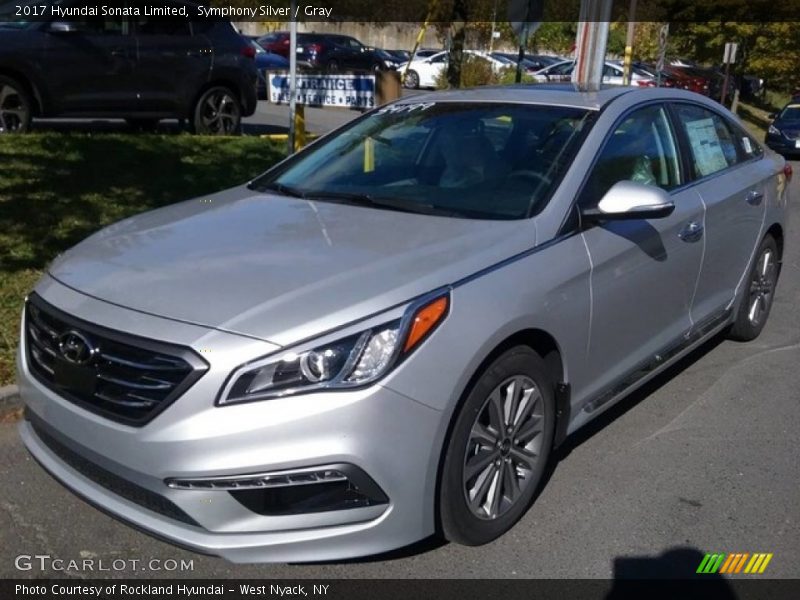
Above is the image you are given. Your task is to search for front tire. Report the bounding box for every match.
[192,86,241,136]
[728,234,780,341]
[403,70,420,89]
[440,346,555,546]
[0,75,32,134]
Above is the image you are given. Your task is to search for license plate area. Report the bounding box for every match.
[53,359,96,397]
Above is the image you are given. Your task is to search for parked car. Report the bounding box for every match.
[387,49,411,61]
[294,33,385,72]
[493,52,564,71]
[0,4,257,134]
[765,102,800,156]
[371,48,403,70]
[246,38,289,99]
[400,51,508,89]
[531,60,653,86]
[18,86,787,562]
[255,31,290,57]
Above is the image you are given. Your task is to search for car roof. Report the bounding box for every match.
[397,84,666,110]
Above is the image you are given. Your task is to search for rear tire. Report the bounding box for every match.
[0,75,32,134]
[728,234,780,341]
[192,86,241,136]
[440,346,555,546]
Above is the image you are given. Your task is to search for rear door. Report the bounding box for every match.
[670,102,768,325]
[41,15,137,114]
[576,103,705,406]
[131,1,212,115]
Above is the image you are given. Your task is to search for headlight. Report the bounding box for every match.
[219,293,449,405]
[768,125,781,136]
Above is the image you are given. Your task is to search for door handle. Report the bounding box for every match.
[679,221,704,243]
[746,190,764,206]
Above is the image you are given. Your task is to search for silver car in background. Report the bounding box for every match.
[17,86,789,562]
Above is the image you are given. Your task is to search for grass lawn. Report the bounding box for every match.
[0,133,285,386]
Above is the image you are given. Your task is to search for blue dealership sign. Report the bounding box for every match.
[268,73,376,109]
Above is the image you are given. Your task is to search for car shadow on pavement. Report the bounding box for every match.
[295,334,729,566]
[550,332,727,464]
[606,547,738,598]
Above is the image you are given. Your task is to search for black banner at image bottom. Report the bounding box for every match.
[4,579,800,600]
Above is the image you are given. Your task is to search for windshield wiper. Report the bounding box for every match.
[302,191,462,217]
[255,182,308,198]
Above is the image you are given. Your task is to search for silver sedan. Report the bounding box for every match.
[17,85,789,562]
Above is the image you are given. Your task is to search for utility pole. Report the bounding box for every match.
[287,0,297,154]
[621,0,637,86]
[572,0,613,92]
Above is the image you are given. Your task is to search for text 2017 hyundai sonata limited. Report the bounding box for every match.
[17,86,789,563]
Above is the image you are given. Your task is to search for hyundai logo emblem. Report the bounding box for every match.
[57,330,97,366]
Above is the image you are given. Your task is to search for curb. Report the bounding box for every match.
[0,384,21,413]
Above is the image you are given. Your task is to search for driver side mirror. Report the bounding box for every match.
[582,180,675,223]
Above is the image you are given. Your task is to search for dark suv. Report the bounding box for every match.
[0,2,257,134]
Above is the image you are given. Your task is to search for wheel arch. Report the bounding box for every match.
[190,79,244,118]
[0,67,44,116]
[765,222,784,261]
[432,326,571,534]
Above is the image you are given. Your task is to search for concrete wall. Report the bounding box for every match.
[235,22,444,51]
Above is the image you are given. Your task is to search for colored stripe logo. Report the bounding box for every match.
[697,553,773,574]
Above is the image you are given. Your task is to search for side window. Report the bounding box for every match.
[579,104,681,209]
[673,104,741,178]
[133,1,192,34]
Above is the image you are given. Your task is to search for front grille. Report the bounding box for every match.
[30,414,200,527]
[25,293,207,425]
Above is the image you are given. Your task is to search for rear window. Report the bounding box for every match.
[250,102,594,220]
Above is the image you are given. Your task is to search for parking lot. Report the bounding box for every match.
[0,141,797,578]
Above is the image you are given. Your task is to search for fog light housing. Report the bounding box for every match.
[165,464,388,516]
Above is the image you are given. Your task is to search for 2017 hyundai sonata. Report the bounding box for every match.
[17,85,789,562]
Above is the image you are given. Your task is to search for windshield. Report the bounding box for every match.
[779,105,800,120]
[250,102,593,220]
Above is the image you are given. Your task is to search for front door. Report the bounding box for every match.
[41,15,137,114]
[576,103,705,406]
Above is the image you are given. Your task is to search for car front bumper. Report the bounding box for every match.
[16,284,444,563]
[765,135,800,154]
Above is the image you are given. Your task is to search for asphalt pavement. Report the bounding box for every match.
[1,151,797,579]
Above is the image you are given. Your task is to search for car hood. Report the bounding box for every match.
[774,119,800,130]
[48,187,535,346]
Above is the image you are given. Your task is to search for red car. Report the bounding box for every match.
[256,31,291,58]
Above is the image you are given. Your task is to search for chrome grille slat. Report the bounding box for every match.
[96,373,173,390]
[94,391,159,409]
[27,325,58,357]
[24,294,206,425]
[29,346,55,375]
[99,352,187,372]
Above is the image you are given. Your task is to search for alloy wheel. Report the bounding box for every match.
[199,90,239,135]
[0,83,30,134]
[748,247,777,327]
[462,375,544,520]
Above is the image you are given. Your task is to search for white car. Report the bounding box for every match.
[399,51,508,89]
[531,60,654,86]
